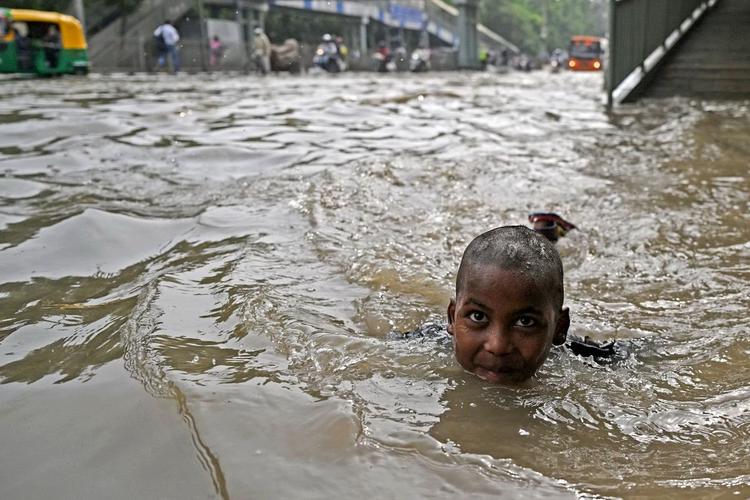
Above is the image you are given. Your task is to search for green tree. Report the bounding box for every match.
[3,0,66,9]
[479,0,606,54]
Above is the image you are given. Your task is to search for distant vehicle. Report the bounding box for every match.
[0,8,89,76]
[409,48,430,73]
[512,53,536,72]
[373,41,394,72]
[313,37,344,73]
[567,35,603,71]
[549,48,566,73]
[390,41,408,71]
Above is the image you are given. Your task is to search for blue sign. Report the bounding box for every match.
[388,3,424,25]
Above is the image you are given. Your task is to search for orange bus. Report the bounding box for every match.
[567,35,603,71]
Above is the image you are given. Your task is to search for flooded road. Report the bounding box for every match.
[0,71,748,499]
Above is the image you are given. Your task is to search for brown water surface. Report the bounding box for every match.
[0,71,748,499]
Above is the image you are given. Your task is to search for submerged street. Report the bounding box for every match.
[0,70,748,498]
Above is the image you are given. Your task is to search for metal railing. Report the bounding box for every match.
[88,0,195,68]
[425,0,518,53]
[90,37,241,72]
[607,0,720,105]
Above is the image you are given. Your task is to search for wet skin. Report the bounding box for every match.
[447,265,569,384]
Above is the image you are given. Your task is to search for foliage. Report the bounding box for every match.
[2,0,66,9]
[480,0,607,54]
[266,9,355,46]
[2,0,140,16]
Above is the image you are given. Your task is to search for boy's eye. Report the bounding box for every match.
[515,316,536,327]
[468,311,487,323]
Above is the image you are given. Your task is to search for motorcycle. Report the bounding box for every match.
[313,42,343,73]
[373,50,395,72]
[550,58,561,73]
[409,48,430,73]
[513,54,535,72]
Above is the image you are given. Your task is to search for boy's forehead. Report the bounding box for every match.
[466,260,555,281]
[460,263,558,301]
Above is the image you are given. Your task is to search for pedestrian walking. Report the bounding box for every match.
[210,35,224,68]
[253,27,271,75]
[154,20,180,73]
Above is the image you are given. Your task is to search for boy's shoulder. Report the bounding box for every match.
[389,320,452,346]
[566,336,625,364]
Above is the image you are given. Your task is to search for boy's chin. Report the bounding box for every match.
[473,366,531,385]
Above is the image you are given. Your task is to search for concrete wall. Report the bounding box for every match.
[643,0,750,99]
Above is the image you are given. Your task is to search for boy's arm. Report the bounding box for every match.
[566,335,617,359]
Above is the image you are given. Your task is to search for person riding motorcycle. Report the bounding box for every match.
[409,47,430,73]
[374,40,393,73]
[550,48,564,73]
[313,33,343,73]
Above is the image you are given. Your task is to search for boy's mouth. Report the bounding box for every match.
[475,365,519,383]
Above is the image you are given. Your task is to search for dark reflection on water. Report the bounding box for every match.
[0,72,748,499]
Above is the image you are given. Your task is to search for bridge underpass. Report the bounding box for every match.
[607,0,750,104]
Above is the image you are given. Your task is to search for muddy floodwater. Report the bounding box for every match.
[0,71,748,499]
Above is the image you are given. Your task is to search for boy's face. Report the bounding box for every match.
[447,265,569,384]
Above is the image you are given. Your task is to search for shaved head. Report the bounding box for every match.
[456,225,564,309]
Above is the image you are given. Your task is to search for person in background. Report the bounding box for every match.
[500,48,509,66]
[253,27,271,75]
[375,40,391,72]
[13,26,33,71]
[335,35,348,63]
[209,35,224,68]
[479,47,489,70]
[153,20,180,73]
[42,25,60,69]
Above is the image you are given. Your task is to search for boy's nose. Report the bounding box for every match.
[483,327,512,355]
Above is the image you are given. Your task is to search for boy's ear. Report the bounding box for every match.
[446,299,456,336]
[553,307,569,346]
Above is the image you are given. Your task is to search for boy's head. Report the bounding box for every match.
[447,226,569,384]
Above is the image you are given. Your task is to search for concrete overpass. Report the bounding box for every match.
[607,0,750,104]
[85,0,517,72]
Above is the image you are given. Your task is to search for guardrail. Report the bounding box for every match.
[90,37,234,72]
[88,0,196,69]
[607,0,720,105]
[425,0,518,53]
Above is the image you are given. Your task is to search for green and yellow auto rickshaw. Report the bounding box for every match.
[0,7,89,75]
